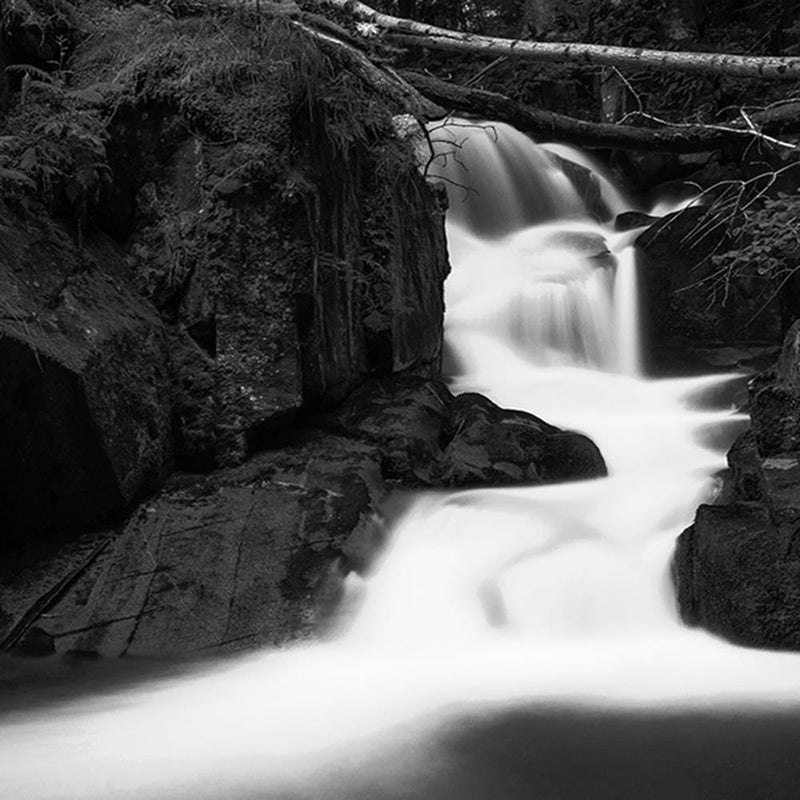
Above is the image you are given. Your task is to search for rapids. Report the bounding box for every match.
[4,119,800,800]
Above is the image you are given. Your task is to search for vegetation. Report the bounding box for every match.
[0,3,416,239]
[708,190,800,323]
[3,0,800,327]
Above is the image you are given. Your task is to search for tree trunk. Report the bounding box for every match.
[523,0,556,38]
[402,71,800,152]
[597,67,629,123]
[317,0,800,80]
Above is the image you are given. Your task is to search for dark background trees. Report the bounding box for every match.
[362,0,800,128]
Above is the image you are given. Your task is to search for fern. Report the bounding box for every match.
[4,64,55,83]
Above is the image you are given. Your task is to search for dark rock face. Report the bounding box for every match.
[675,487,800,649]
[115,109,449,469]
[0,205,172,541]
[319,376,607,488]
[548,153,608,221]
[674,321,800,648]
[0,89,449,541]
[614,211,657,232]
[0,432,386,657]
[636,206,782,373]
[750,323,800,457]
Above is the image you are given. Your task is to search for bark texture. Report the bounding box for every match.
[318,0,800,80]
[404,72,798,152]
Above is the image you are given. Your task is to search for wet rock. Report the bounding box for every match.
[674,502,800,649]
[320,376,607,489]
[541,230,610,258]
[319,375,451,484]
[0,431,385,657]
[614,211,657,232]
[439,393,606,486]
[726,430,767,504]
[674,323,800,649]
[548,153,607,220]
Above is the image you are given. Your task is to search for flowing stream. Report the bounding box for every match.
[5,120,800,799]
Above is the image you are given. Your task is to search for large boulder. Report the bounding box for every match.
[110,102,449,469]
[318,376,607,488]
[673,321,800,648]
[439,392,606,485]
[674,497,800,649]
[0,431,386,657]
[0,204,172,542]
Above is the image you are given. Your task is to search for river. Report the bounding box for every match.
[3,120,800,799]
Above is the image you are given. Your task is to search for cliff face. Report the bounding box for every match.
[0,8,450,542]
[112,102,449,468]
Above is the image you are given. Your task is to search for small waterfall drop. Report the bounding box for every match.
[425,120,590,236]
[437,121,642,374]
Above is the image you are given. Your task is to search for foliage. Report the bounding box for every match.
[709,191,800,309]
[0,0,420,242]
[0,66,111,231]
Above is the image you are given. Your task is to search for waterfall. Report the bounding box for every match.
[437,119,642,374]
[6,120,800,800]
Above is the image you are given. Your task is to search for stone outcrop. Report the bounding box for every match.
[0,12,451,539]
[317,376,607,488]
[674,320,800,648]
[108,105,449,468]
[0,431,385,657]
[0,203,172,542]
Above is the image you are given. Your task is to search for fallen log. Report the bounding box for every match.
[404,72,797,152]
[317,0,800,81]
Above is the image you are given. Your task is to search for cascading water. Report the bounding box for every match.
[5,120,800,800]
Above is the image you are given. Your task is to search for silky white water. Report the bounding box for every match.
[4,120,800,799]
